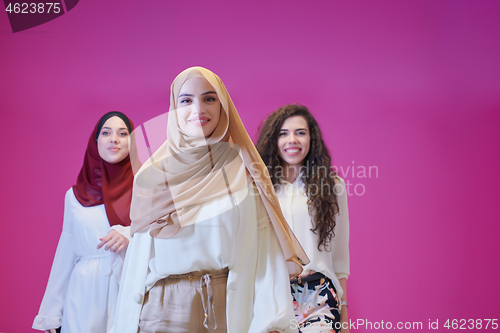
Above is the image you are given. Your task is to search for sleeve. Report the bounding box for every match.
[227,183,298,333]
[110,224,131,240]
[111,229,152,333]
[332,176,350,280]
[32,190,77,331]
[250,218,299,333]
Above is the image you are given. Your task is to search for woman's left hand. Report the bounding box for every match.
[338,277,349,333]
[97,229,129,254]
[340,307,349,333]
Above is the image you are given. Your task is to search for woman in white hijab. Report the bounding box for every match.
[113,67,309,333]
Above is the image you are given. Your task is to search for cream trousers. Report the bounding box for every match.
[138,268,229,333]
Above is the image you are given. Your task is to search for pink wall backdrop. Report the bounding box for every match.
[1,0,499,332]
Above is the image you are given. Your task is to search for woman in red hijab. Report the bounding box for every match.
[33,111,139,333]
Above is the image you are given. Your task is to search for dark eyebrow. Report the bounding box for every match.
[280,128,308,132]
[178,91,217,98]
[102,127,128,130]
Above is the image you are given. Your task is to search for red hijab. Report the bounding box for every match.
[72,112,138,227]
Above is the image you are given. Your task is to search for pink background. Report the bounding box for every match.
[1,0,500,332]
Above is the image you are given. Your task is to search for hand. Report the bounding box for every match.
[97,229,129,254]
[340,305,349,333]
[46,329,57,333]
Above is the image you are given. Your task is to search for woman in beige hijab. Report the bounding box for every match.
[113,67,308,333]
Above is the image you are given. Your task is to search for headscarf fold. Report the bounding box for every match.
[130,67,308,275]
[73,111,139,227]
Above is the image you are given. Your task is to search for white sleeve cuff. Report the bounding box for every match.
[109,225,131,240]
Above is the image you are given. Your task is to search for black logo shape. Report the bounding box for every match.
[3,0,79,33]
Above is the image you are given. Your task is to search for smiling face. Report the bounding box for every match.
[97,116,130,164]
[278,115,311,168]
[176,77,221,138]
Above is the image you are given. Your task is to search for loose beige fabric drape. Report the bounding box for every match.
[130,67,308,275]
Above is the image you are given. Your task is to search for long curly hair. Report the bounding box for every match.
[256,104,339,251]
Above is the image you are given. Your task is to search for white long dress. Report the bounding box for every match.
[33,189,131,333]
[113,182,298,333]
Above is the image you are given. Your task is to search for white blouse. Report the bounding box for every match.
[113,182,298,333]
[33,189,130,333]
[275,176,350,299]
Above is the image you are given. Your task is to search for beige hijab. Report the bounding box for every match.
[130,67,308,275]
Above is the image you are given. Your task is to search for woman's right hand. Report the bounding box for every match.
[46,329,57,333]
